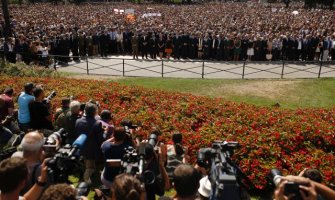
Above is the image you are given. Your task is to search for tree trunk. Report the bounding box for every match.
[1,0,11,40]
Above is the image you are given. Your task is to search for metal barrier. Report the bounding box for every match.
[2,52,335,79]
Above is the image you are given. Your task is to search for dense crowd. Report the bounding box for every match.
[0,2,335,66]
[1,82,335,200]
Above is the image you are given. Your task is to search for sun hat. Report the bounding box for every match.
[198,176,211,198]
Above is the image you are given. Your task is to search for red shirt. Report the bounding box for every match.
[0,94,14,118]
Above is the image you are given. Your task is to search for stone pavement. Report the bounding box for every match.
[57,55,335,79]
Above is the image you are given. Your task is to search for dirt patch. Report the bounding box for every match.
[215,80,302,100]
[67,74,125,81]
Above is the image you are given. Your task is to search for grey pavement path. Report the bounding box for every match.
[56,55,335,79]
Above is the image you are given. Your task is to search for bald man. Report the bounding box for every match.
[12,131,45,194]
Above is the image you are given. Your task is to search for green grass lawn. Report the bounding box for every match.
[113,77,335,109]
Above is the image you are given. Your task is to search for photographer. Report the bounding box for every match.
[29,87,53,131]
[11,131,45,194]
[18,83,35,132]
[0,87,14,118]
[165,132,189,180]
[0,157,48,200]
[64,101,81,144]
[54,98,71,131]
[0,87,22,137]
[75,102,104,184]
[99,110,115,140]
[274,175,335,200]
[111,174,145,200]
[101,127,129,187]
[0,98,16,147]
[143,143,170,200]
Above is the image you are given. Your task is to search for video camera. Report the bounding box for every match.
[197,141,250,200]
[119,142,156,185]
[46,133,87,184]
[120,119,139,136]
[43,90,57,104]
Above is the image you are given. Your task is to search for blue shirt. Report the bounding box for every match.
[102,142,128,182]
[18,92,35,124]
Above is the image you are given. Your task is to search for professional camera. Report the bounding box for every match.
[43,128,67,157]
[120,143,156,185]
[43,90,57,104]
[120,119,139,135]
[197,141,251,200]
[270,169,307,200]
[46,134,87,184]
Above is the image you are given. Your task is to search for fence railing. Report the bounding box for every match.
[2,52,335,79]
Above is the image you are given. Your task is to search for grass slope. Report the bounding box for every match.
[114,77,335,109]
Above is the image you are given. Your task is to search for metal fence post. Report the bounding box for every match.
[318,60,323,78]
[281,60,285,79]
[161,60,164,78]
[202,61,205,79]
[242,61,246,79]
[86,56,89,75]
[53,57,57,71]
[122,59,125,77]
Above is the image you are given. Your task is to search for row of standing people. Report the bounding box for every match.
[1,32,335,66]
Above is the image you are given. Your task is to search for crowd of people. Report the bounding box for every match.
[0,2,335,66]
[1,82,335,200]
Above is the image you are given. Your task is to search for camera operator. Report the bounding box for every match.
[0,157,48,200]
[101,127,128,187]
[40,184,88,200]
[99,110,115,140]
[111,174,145,200]
[11,131,47,194]
[29,87,53,131]
[54,98,71,131]
[165,133,189,181]
[274,175,335,200]
[64,101,81,144]
[75,102,104,184]
[18,83,35,132]
[143,143,170,200]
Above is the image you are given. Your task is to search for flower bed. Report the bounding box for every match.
[2,76,334,191]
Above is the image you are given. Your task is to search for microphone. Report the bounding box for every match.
[69,134,87,157]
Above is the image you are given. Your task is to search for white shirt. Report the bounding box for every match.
[298,40,302,50]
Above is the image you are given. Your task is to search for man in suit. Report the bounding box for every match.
[181,32,189,59]
[99,31,109,58]
[149,34,158,59]
[75,102,104,184]
[140,33,149,59]
[331,35,335,61]
[70,32,80,62]
[173,33,181,60]
[131,34,139,59]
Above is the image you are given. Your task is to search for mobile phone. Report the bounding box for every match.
[284,182,302,200]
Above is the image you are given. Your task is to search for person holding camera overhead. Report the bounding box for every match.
[29,87,53,131]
